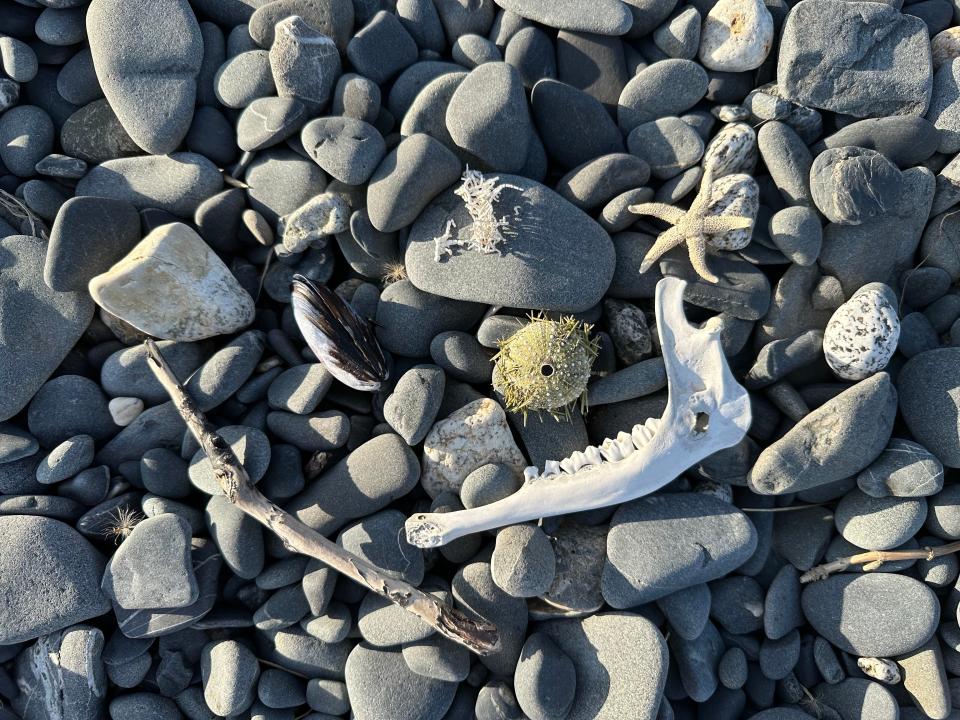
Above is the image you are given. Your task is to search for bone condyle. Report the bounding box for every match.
[404,276,753,549]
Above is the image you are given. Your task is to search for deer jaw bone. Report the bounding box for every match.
[404,276,752,549]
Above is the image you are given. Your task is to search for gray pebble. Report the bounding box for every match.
[215,50,275,109]
[816,115,940,168]
[333,72,381,123]
[397,0,446,53]
[531,79,624,169]
[141,448,191,499]
[513,632,576,720]
[190,425,271,495]
[899,348,960,467]
[36,6,85,46]
[710,575,764,635]
[764,565,803,641]
[202,639,260,717]
[810,147,904,225]
[254,585,311,632]
[0,423,38,464]
[402,634,471,682]
[37,434,94,484]
[802,573,939,657]
[258,668,305,709]
[301,602,351,643]
[857,438,944,498]
[927,58,960,153]
[0,105,53,176]
[267,364,333,415]
[339,509,424,584]
[491,523,556,597]
[347,10,418,85]
[271,16,342,108]
[237,97,308,153]
[618,59,707,133]
[926,484,960,539]
[656,582,711,641]
[375,280,485,357]
[452,33,501,67]
[669,620,725,702]
[383,364,445,445]
[102,514,198,610]
[301,116,386,186]
[759,630,800,681]
[719,647,748,689]
[744,330,823,389]
[256,625,351,678]
[815,678,898,720]
[108,693,180,720]
[266,410,349,451]
[769,206,821,266]
[504,26,556,90]
[248,0,354,50]
[627,115,704,180]
[306,678,349,715]
[554,153,651,210]
[900,311,941,358]
[286,433,419,536]
[205,494,264,579]
[101,340,206,405]
[430,330,492,383]
[0,36,37,82]
[185,330,265,412]
[493,0,630,34]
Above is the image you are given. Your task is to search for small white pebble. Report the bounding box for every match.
[109,396,144,426]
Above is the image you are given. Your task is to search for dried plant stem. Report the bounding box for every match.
[145,339,499,656]
[800,540,960,583]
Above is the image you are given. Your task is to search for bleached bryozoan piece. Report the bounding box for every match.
[404,276,753,548]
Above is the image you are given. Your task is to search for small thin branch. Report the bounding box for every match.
[740,503,827,513]
[145,339,499,656]
[800,540,960,583]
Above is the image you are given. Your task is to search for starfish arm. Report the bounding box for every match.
[639,226,685,274]
[688,167,715,216]
[687,237,719,283]
[628,202,686,224]
[702,215,753,233]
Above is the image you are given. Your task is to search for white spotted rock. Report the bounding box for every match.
[89,222,256,342]
[823,283,900,381]
[420,398,527,498]
[703,122,757,179]
[706,173,759,250]
[698,0,774,72]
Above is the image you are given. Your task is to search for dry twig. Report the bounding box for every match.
[145,339,499,656]
[800,539,960,583]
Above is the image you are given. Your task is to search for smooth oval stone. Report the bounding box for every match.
[76,152,223,218]
[816,678,898,720]
[768,205,821,265]
[810,147,904,225]
[237,97,307,152]
[205,495,264,580]
[37,434,95,485]
[493,0,631,35]
[0,36,37,83]
[86,0,202,154]
[0,236,94,422]
[189,425,271,495]
[513,633,576,720]
[301,116,386,186]
[214,50,273,109]
[602,493,758,608]
[338,509,424,584]
[0,105,54,177]
[554,153,650,210]
[405,174,615,312]
[445,61,532,172]
[28,375,117,447]
[699,0,774,72]
[89,223,255,342]
[531,79,624,169]
[347,10,418,85]
[100,340,206,405]
[0,515,110,644]
[857,438,944,498]
[834,489,928,550]
[538,612,667,720]
[926,58,960,154]
[801,573,938,656]
[248,0,354,50]
[367,133,462,233]
[0,423,38,464]
[899,348,960,467]
[271,16,342,108]
[816,116,940,168]
[345,643,457,720]
[748,373,897,495]
[201,639,260,717]
[184,330,265,412]
[383,364,445,445]
[618,58,709,134]
[59,99,141,165]
[504,26,556,90]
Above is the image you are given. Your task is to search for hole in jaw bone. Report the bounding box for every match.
[693,412,709,435]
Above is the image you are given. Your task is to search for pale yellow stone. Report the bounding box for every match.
[933,27,960,70]
[420,398,527,498]
[89,222,255,341]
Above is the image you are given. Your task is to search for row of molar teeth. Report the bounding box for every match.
[522,416,663,482]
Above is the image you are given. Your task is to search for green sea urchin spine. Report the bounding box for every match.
[492,314,599,420]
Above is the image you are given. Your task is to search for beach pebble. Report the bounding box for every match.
[267,364,333,415]
[345,642,457,720]
[383,364,445,445]
[446,61,532,172]
[769,206,821,266]
[100,340,205,405]
[835,489,928,550]
[76,152,223,217]
[494,0,631,35]
[857,438,944,498]
[627,116,704,180]
[802,573,938,656]
[810,148,904,226]
[778,0,933,118]
[25,376,114,448]
[823,282,900,381]
[367,133,462,233]
[657,583,711,641]
[513,633,576,720]
[189,425,271,495]
[699,0,774,72]
[748,373,897,495]
[420,397,527,497]
[538,613,667,720]
[286,433,419,536]
[36,434,94,485]
[0,105,53,177]
[0,515,110,644]
[339,509,424,584]
[102,514,198,610]
[13,625,106,720]
[89,223,255,342]
[237,97,307,153]
[927,58,960,154]
[926,484,960,539]
[0,423,38,465]
[491,523,555,597]
[934,26,960,69]
[0,236,93,423]
[202,639,260,717]
[531,79,624,169]
[899,348,960,467]
[270,17,342,109]
[347,10,418,85]
[401,634,470,682]
[306,678,349,714]
[248,0,354,50]
[602,493,757,607]
[214,50,274,109]
[86,0,202,154]
[710,576,764,635]
[266,411,349,452]
[205,495,264,580]
[0,36,37,83]
[301,117,386,186]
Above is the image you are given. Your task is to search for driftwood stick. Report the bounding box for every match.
[144,339,499,656]
[800,540,960,583]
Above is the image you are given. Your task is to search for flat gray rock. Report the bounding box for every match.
[493,0,632,35]
[748,373,897,494]
[0,235,94,422]
[86,0,202,154]
[201,639,260,717]
[801,573,938,656]
[538,613,667,720]
[248,0,354,50]
[301,116,386,186]
[102,514,198,610]
[899,348,960,467]
[0,515,110,644]
[406,174,615,312]
[602,493,757,608]
[513,632,576,720]
[777,0,933,118]
[75,153,223,218]
[270,16,342,109]
[0,105,53,177]
[338,509,424,584]
[383,364,445,445]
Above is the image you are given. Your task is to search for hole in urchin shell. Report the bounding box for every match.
[539,364,554,377]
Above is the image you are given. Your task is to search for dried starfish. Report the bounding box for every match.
[629,167,753,283]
